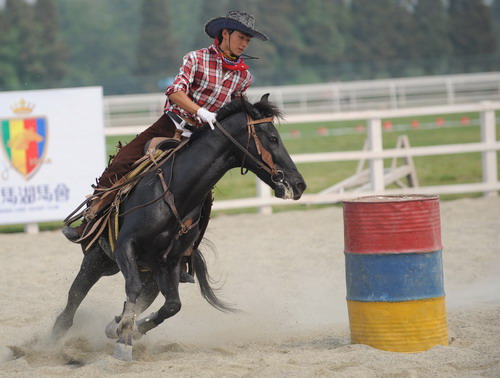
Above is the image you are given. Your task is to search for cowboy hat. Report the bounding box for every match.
[205,10,269,41]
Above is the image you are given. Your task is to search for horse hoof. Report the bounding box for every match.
[113,341,133,361]
[105,319,119,339]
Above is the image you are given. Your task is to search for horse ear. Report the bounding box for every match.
[260,93,270,102]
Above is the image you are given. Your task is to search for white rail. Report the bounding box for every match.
[103,72,500,130]
[212,101,499,211]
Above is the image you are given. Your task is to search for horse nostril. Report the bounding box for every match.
[297,181,307,193]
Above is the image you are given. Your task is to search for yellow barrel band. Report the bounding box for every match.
[347,297,448,353]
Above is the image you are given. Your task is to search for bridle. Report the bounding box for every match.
[214,115,284,184]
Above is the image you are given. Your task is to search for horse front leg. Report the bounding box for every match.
[113,239,143,361]
[52,244,119,341]
[133,258,182,336]
[104,271,159,339]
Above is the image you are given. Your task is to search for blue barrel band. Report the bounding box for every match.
[345,250,445,302]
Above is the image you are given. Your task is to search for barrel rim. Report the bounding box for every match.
[342,194,439,204]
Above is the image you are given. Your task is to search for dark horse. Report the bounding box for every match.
[52,94,306,360]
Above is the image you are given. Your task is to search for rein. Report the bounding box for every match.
[214,115,283,181]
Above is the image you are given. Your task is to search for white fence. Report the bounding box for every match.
[103,71,500,132]
[251,72,500,114]
[211,101,500,212]
[20,101,500,232]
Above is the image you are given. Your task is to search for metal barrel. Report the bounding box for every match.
[342,195,448,352]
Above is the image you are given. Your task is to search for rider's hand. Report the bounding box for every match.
[196,107,217,130]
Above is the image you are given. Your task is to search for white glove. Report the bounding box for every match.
[196,107,217,130]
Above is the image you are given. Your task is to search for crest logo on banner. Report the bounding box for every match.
[1,99,48,180]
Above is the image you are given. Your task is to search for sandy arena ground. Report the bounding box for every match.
[0,196,499,377]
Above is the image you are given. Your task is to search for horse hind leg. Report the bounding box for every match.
[131,259,182,336]
[51,244,119,341]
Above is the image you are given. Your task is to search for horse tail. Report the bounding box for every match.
[192,248,237,313]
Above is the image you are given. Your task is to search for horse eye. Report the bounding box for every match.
[270,136,279,144]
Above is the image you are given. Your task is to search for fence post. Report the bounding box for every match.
[446,79,455,105]
[480,103,498,197]
[367,118,385,191]
[24,223,39,234]
[389,83,397,109]
[332,84,341,112]
[256,177,273,214]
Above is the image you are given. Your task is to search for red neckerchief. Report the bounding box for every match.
[214,38,248,72]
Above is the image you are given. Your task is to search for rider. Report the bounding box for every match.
[62,11,269,277]
[90,10,269,190]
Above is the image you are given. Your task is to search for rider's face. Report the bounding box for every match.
[221,30,252,57]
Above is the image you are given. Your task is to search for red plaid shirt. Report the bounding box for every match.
[164,44,252,120]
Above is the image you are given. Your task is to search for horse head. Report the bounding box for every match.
[215,94,307,200]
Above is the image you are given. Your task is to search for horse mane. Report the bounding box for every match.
[216,96,283,122]
[190,96,283,140]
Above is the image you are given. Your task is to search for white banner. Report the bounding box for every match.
[0,87,106,225]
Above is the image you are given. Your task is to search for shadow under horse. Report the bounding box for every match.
[52,94,307,361]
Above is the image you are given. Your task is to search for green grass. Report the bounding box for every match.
[2,111,499,231]
[0,221,65,233]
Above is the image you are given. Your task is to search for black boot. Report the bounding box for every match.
[179,255,194,283]
[180,270,195,283]
[61,226,80,242]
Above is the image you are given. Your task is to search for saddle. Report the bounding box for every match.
[64,132,213,269]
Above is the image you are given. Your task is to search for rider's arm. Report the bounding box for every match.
[168,91,216,129]
[168,91,201,115]
[165,51,201,116]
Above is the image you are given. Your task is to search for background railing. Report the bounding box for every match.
[103,71,500,133]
